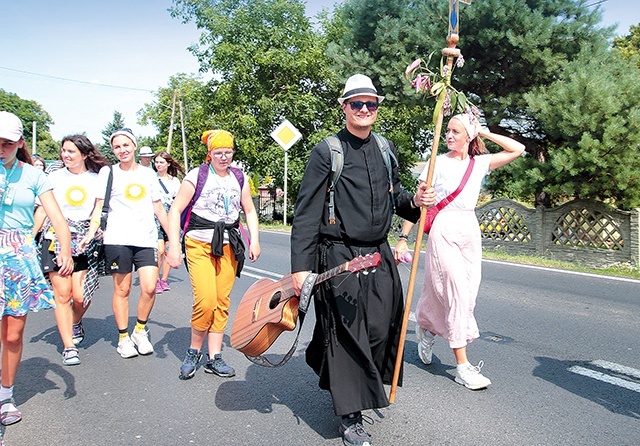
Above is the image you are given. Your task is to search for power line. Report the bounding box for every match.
[0,65,155,93]
[585,0,607,8]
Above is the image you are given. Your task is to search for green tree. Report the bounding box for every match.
[326,0,617,204]
[613,24,640,68]
[518,46,640,209]
[0,89,59,160]
[170,0,340,201]
[99,111,128,164]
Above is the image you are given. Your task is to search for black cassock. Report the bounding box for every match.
[291,128,420,416]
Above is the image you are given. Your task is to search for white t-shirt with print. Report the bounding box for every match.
[97,164,162,247]
[183,165,244,243]
[157,175,181,207]
[419,153,492,210]
[48,168,100,221]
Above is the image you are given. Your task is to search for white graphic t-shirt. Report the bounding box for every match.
[97,164,162,247]
[48,168,100,221]
[184,166,244,243]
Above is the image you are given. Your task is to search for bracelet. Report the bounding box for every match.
[90,219,100,226]
[398,234,409,241]
[411,195,418,208]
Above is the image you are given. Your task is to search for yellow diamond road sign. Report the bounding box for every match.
[271,119,302,151]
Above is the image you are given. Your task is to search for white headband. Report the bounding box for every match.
[451,113,478,140]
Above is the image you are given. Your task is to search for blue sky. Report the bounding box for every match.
[1,0,637,146]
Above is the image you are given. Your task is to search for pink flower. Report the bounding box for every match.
[405,58,422,80]
[442,90,452,116]
[412,74,431,93]
[456,54,465,68]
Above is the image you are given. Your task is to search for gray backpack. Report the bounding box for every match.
[324,132,397,224]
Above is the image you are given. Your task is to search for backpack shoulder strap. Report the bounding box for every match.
[324,136,343,225]
[192,163,209,203]
[372,132,398,213]
[372,132,396,183]
[229,166,245,190]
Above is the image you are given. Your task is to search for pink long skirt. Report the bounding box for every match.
[415,208,482,349]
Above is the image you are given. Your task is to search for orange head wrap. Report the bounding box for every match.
[201,130,234,151]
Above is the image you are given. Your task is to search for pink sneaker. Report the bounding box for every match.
[155,280,164,294]
[160,279,170,291]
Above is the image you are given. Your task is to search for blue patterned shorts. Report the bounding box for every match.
[0,229,55,317]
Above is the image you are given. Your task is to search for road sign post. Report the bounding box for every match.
[270,119,302,225]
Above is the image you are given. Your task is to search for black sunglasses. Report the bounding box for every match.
[347,101,379,111]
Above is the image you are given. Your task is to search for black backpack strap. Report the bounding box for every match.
[372,132,397,213]
[99,166,113,231]
[325,136,343,225]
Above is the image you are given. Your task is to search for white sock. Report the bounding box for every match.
[0,386,13,401]
[0,386,17,412]
[457,362,471,370]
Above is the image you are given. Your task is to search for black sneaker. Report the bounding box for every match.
[72,321,85,346]
[179,348,202,380]
[339,414,372,446]
[203,353,235,377]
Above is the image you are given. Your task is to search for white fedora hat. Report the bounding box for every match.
[138,146,154,157]
[338,74,385,104]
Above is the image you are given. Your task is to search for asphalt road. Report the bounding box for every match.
[4,230,640,445]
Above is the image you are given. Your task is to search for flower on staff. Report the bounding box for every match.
[405,51,475,124]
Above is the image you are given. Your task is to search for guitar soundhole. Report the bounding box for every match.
[269,291,282,310]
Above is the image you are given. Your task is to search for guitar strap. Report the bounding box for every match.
[245,273,318,368]
[298,273,318,314]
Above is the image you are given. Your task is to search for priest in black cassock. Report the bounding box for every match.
[291,74,435,446]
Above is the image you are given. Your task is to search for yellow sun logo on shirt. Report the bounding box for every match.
[124,183,146,201]
[66,186,88,207]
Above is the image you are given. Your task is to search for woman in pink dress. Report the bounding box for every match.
[396,112,524,390]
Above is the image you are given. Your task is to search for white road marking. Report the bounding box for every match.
[568,361,640,394]
[243,266,283,279]
[589,360,640,380]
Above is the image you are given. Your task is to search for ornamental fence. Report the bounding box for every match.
[392,198,640,269]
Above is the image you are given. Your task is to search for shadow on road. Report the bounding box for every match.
[533,356,640,419]
[14,357,77,403]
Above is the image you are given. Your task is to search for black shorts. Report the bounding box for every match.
[103,245,158,274]
[41,248,88,274]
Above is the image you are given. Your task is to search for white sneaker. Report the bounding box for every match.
[416,325,435,365]
[117,337,139,359]
[131,329,154,355]
[455,361,492,389]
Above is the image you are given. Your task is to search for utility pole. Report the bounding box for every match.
[179,99,188,171]
[32,122,37,154]
[167,90,177,153]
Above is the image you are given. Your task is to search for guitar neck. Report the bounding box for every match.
[315,261,350,285]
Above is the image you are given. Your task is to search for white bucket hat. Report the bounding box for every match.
[338,74,385,104]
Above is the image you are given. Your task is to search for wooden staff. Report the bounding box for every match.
[389,0,463,403]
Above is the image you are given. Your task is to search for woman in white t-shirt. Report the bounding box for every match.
[153,150,184,294]
[166,129,260,381]
[40,135,109,366]
[95,129,169,360]
[395,113,525,390]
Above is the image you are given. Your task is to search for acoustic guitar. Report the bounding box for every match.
[230,253,381,357]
